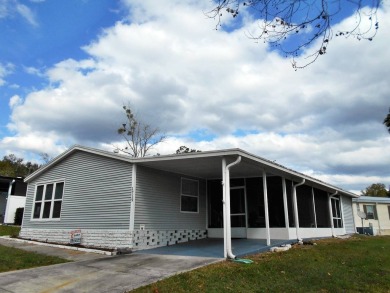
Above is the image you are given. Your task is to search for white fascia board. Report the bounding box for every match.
[232,150,359,198]
[24,145,357,198]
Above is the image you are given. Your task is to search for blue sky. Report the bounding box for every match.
[1,0,125,135]
[0,0,389,194]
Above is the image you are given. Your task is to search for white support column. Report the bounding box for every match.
[328,191,337,237]
[282,178,289,229]
[376,202,381,235]
[262,170,271,246]
[222,158,227,259]
[4,180,15,225]
[339,196,345,234]
[293,179,305,240]
[311,187,317,228]
[129,164,137,233]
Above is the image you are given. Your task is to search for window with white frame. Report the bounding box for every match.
[181,178,198,213]
[363,204,377,220]
[33,182,64,220]
[331,197,343,228]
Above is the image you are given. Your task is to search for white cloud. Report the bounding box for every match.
[0,62,13,86]
[16,3,38,26]
[0,1,38,26]
[2,0,390,193]
[9,95,22,108]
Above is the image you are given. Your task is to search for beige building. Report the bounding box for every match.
[353,196,390,235]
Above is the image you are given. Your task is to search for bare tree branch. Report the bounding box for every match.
[206,0,381,69]
[115,105,166,157]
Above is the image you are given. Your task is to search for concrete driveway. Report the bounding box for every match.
[0,238,221,293]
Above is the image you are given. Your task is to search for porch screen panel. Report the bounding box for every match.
[285,179,295,227]
[267,176,286,227]
[313,188,331,227]
[246,177,265,228]
[296,185,316,227]
[207,180,223,228]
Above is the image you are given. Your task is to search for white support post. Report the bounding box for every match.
[376,202,381,235]
[262,170,271,246]
[328,191,337,237]
[222,158,227,259]
[293,179,305,240]
[339,196,345,234]
[4,180,15,225]
[312,187,317,228]
[282,178,289,229]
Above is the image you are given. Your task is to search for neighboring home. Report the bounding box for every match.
[20,145,357,258]
[0,176,27,224]
[353,196,390,235]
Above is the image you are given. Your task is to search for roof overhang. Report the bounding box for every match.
[24,145,358,198]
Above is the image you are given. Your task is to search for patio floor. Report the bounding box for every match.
[135,238,293,258]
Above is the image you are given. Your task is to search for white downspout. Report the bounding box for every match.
[328,191,337,237]
[225,156,241,259]
[222,158,227,259]
[4,180,15,224]
[293,179,305,240]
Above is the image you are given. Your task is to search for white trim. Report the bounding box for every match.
[129,164,137,232]
[24,145,357,199]
[30,180,65,221]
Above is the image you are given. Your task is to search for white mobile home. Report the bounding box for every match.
[353,196,390,235]
[20,145,357,258]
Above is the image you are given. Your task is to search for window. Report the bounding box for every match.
[33,182,64,220]
[331,197,343,228]
[181,178,198,213]
[363,204,377,220]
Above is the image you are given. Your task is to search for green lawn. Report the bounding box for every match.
[0,225,69,272]
[0,245,69,273]
[132,235,390,293]
[0,225,21,237]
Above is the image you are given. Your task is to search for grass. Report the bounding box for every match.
[0,245,69,273]
[0,225,21,237]
[0,225,69,273]
[132,235,390,293]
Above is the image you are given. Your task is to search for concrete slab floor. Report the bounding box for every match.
[135,238,292,258]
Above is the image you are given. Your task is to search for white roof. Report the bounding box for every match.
[25,145,358,198]
[352,196,390,203]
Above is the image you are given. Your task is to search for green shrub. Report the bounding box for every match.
[14,207,24,226]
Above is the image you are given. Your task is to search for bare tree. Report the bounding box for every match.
[207,0,381,69]
[175,146,202,154]
[384,107,390,134]
[116,105,166,157]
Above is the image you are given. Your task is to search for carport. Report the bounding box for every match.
[136,148,356,259]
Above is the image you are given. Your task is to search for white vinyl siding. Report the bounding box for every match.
[22,151,133,230]
[134,165,206,230]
